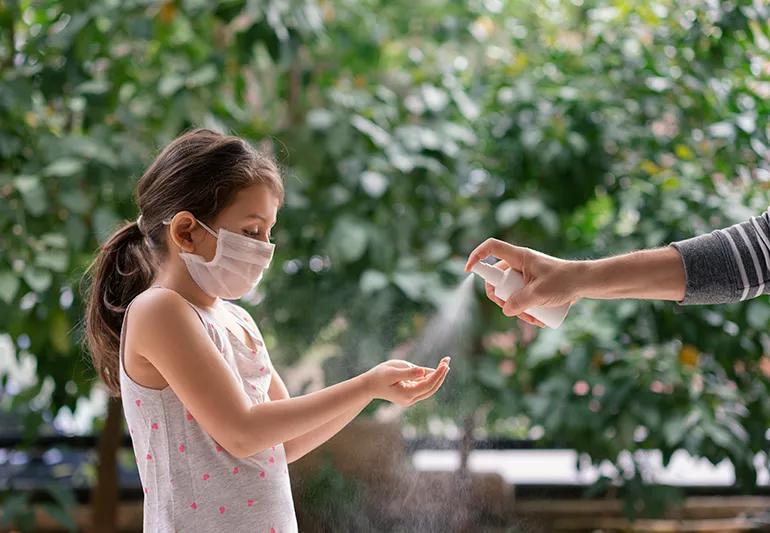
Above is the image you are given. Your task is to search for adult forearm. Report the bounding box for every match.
[574,246,686,302]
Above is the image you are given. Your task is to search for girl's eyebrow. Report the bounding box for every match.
[245,213,276,226]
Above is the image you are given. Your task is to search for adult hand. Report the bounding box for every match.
[465,238,580,327]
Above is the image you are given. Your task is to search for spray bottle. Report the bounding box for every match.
[471,262,569,329]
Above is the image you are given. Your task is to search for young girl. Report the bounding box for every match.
[83,129,450,533]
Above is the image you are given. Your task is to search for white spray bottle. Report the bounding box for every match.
[471,262,569,329]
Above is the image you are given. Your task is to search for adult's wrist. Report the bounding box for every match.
[566,259,598,300]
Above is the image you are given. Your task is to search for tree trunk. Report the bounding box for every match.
[89,396,123,533]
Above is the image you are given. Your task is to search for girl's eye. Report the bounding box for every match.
[243,229,260,238]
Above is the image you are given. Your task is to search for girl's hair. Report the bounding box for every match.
[82,128,284,397]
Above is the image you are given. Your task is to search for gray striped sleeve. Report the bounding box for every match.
[669,207,770,305]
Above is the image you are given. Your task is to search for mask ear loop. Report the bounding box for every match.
[161,215,219,239]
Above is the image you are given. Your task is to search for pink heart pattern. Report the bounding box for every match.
[124,313,293,528]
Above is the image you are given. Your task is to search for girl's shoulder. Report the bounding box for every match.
[125,287,225,351]
[127,286,210,332]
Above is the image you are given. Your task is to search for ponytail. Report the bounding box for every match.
[83,219,155,397]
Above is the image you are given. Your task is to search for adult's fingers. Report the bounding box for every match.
[502,284,539,317]
[519,312,546,328]
[465,238,525,273]
[486,282,506,307]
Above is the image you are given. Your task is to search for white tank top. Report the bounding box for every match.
[118,286,298,533]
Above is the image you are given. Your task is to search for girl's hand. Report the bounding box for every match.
[365,357,451,407]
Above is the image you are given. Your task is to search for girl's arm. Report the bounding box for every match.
[129,288,445,459]
[267,368,370,464]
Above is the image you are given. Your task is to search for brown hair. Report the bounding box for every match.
[82,128,284,397]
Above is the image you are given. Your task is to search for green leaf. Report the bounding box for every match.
[23,266,52,293]
[44,158,83,177]
[50,312,71,354]
[747,301,770,329]
[496,198,543,227]
[93,207,121,244]
[35,249,69,272]
[359,171,388,198]
[393,271,427,301]
[159,74,185,96]
[59,189,91,214]
[327,217,368,263]
[187,65,218,88]
[0,271,20,304]
[360,269,388,293]
[14,175,48,216]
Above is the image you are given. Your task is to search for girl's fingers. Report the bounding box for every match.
[411,365,447,399]
[407,361,447,392]
[397,357,451,386]
[411,365,449,403]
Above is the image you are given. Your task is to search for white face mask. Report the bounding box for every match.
[165,216,275,300]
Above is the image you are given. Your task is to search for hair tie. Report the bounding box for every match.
[136,214,144,233]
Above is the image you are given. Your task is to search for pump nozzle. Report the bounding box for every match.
[470,262,505,286]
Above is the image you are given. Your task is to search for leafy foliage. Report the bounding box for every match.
[1,0,769,520]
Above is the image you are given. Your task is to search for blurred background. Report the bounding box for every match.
[1,0,770,531]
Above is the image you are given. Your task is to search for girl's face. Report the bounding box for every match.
[193,183,279,262]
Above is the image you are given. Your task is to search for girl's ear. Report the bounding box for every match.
[167,211,203,253]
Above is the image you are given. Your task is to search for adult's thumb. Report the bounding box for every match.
[503,285,538,317]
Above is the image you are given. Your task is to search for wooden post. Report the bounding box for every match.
[89,395,123,533]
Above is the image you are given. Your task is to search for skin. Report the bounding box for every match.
[464,238,687,327]
[125,183,451,461]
